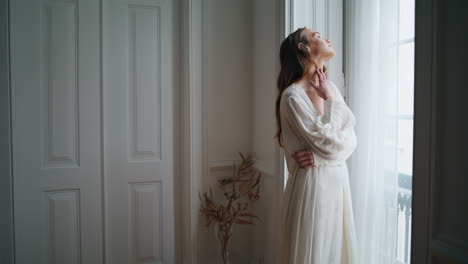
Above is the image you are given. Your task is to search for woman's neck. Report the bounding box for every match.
[298,61,325,90]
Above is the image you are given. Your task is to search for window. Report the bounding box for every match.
[396,0,415,263]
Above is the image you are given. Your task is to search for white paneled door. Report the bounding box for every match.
[11,0,104,262]
[10,0,178,262]
[103,0,177,263]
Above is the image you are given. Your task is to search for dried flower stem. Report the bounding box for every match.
[199,152,263,263]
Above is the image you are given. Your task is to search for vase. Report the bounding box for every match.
[213,222,233,264]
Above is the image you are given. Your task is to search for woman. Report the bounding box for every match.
[274,27,359,263]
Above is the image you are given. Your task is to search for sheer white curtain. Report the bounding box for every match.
[345,0,400,263]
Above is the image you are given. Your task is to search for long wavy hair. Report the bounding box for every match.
[274,27,328,148]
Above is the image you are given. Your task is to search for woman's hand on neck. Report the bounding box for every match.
[300,60,326,91]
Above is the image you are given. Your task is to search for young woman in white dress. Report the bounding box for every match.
[274,27,359,263]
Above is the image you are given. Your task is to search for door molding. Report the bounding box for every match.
[180,0,204,263]
[0,0,14,262]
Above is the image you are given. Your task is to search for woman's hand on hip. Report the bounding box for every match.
[292,148,316,169]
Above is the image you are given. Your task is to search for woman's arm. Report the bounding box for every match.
[286,95,357,166]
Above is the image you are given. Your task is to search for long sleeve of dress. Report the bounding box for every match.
[285,89,357,166]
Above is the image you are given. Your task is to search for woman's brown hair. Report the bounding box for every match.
[274,27,328,148]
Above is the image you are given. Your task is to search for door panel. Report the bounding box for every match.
[10,0,103,263]
[103,0,176,263]
[11,0,177,262]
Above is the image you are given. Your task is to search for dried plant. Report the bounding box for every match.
[199,152,263,263]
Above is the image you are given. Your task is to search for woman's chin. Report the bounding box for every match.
[325,51,335,61]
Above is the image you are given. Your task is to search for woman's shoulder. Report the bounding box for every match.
[281,83,301,100]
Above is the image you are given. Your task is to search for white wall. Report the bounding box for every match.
[196,0,280,263]
[204,1,253,166]
[197,0,255,263]
[251,0,281,263]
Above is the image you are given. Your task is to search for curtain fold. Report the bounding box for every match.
[346,0,400,263]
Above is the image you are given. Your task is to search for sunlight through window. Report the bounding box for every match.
[396,0,415,263]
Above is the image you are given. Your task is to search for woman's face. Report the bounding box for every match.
[302,28,335,62]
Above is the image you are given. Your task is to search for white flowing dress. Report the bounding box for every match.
[278,80,359,264]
